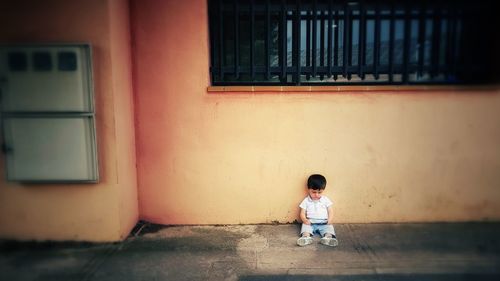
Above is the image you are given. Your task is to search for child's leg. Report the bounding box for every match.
[300,223,314,237]
[319,224,336,238]
[319,225,338,247]
[297,224,314,246]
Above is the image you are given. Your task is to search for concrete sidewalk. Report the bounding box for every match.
[1,223,500,281]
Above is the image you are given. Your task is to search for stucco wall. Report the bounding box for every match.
[0,0,138,241]
[1,0,498,243]
[131,0,500,224]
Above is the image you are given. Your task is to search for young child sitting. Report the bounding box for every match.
[297,174,338,247]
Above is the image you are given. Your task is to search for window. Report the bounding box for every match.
[8,52,27,72]
[33,52,52,71]
[208,0,499,86]
[0,44,98,183]
[58,52,78,71]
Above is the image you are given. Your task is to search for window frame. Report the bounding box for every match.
[208,0,498,87]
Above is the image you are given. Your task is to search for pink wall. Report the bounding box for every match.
[0,0,138,241]
[131,0,213,223]
[131,0,500,225]
[109,0,139,240]
[0,0,499,242]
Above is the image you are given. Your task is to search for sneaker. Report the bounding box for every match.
[320,237,338,247]
[297,236,313,246]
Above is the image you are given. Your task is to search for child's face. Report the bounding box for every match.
[308,188,324,201]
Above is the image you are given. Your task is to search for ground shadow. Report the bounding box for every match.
[239,273,500,281]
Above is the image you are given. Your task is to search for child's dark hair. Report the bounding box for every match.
[307,174,327,190]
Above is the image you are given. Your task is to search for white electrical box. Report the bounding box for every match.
[0,44,98,183]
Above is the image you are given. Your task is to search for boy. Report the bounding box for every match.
[297,174,338,247]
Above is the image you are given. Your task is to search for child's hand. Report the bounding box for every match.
[299,208,310,225]
[327,206,334,225]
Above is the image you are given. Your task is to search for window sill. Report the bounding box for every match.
[207,85,499,93]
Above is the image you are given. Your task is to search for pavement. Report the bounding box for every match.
[1,223,500,281]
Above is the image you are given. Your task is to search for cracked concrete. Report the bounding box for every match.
[1,223,500,281]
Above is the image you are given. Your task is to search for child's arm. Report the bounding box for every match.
[299,208,311,225]
[327,205,334,225]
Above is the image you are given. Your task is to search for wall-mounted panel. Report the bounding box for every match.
[0,44,98,183]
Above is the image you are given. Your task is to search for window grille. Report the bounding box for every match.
[208,0,499,86]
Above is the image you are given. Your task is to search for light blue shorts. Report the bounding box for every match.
[300,223,336,237]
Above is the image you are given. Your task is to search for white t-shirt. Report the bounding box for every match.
[299,195,333,224]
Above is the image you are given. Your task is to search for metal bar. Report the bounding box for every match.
[216,64,424,76]
[295,0,301,84]
[306,8,311,79]
[334,8,339,80]
[347,1,352,80]
[402,2,411,83]
[452,3,464,78]
[218,0,224,81]
[327,0,333,77]
[312,0,317,77]
[358,0,365,80]
[343,1,349,79]
[388,2,395,82]
[234,0,240,79]
[430,4,441,78]
[250,0,255,80]
[373,2,380,79]
[281,0,287,81]
[320,8,325,79]
[445,5,456,80]
[208,0,216,82]
[266,0,271,80]
[417,1,426,78]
